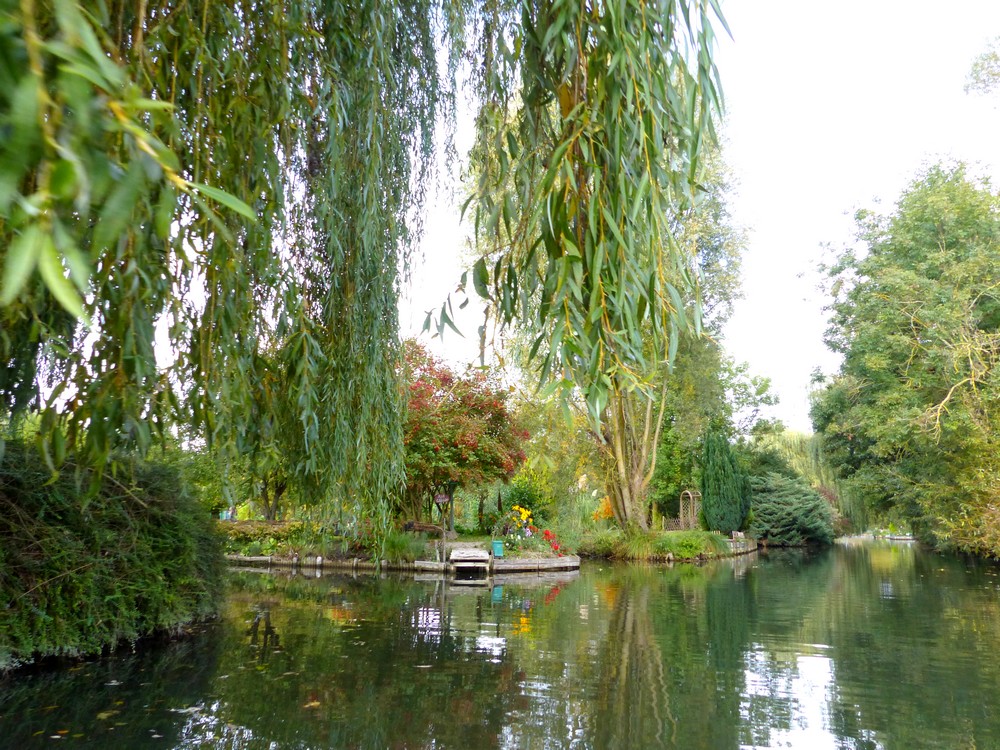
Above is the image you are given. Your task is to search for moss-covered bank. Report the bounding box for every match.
[0,441,223,671]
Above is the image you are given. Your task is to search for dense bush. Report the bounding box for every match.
[217,519,432,562]
[577,528,729,561]
[748,473,836,546]
[0,441,223,671]
[503,468,553,523]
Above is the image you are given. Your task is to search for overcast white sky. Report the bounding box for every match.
[401,1,1000,433]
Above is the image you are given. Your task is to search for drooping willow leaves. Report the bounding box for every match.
[463,0,727,424]
[1,0,725,538]
[0,0,449,533]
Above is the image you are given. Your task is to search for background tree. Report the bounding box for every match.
[593,154,770,528]
[401,340,526,523]
[967,37,1000,96]
[491,151,772,530]
[812,164,1000,554]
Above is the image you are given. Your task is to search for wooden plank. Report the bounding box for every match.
[414,561,448,573]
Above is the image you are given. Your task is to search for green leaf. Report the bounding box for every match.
[189,182,257,222]
[93,162,144,253]
[49,159,78,201]
[9,76,40,144]
[1,224,44,305]
[53,220,91,293]
[505,130,520,159]
[38,233,87,320]
[472,258,489,298]
[57,62,109,90]
[123,97,176,112]
[600,206,629,250]
[154,186,177,239]
[439,303,463,337]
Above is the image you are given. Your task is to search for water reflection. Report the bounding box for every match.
[3,544,1000,748]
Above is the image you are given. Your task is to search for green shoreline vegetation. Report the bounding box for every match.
[217,519,734,564]
[0,440,222,672]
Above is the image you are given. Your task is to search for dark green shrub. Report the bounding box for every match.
[701,429,751,533]
[0,440,223,671]
[653,530,729,559]
[577,528,623,558]
[216,520,306,555]
[749,473,835,546]
[380,529,429,562]
[480,509,501,536]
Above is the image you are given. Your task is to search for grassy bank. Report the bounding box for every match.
[0,441,223,671]
[577,528,730,562]
[216,520,429,562]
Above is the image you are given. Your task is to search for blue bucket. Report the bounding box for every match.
[491,539,505,558]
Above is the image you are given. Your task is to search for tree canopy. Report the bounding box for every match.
[400,340,526,521]
[812,164,1000,555]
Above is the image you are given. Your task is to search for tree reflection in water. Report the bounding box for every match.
[5,547,1000,748]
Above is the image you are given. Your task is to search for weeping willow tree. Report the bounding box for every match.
[456,1,728,528]
[0,1,452,537]
[2,0,725,536]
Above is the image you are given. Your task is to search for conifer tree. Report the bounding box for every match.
[700,428,750,534]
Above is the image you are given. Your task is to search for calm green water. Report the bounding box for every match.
[3,542,1000,749]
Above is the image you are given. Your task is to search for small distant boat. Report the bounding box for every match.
[885,535,916,542]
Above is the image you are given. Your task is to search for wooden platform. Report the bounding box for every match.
[449,548,491,572]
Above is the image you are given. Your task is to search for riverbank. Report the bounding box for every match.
[224,551,583,575]
[219,522,756,570]
[222,529,758,576]
[0,441,223,672]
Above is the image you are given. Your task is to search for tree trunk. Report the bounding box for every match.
[602,383,669,530]
[258,476,287,521]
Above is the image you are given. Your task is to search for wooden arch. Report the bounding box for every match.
[679,490,702,530]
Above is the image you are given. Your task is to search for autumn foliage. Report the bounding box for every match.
[400,340,527,520]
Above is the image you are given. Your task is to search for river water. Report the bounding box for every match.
[3,540,1000,749]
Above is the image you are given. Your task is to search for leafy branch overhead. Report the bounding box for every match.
[2,1,440,528]
[439,0,727,424]
[1,1,253,318]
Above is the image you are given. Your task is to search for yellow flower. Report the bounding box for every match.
[512,614,532,635]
